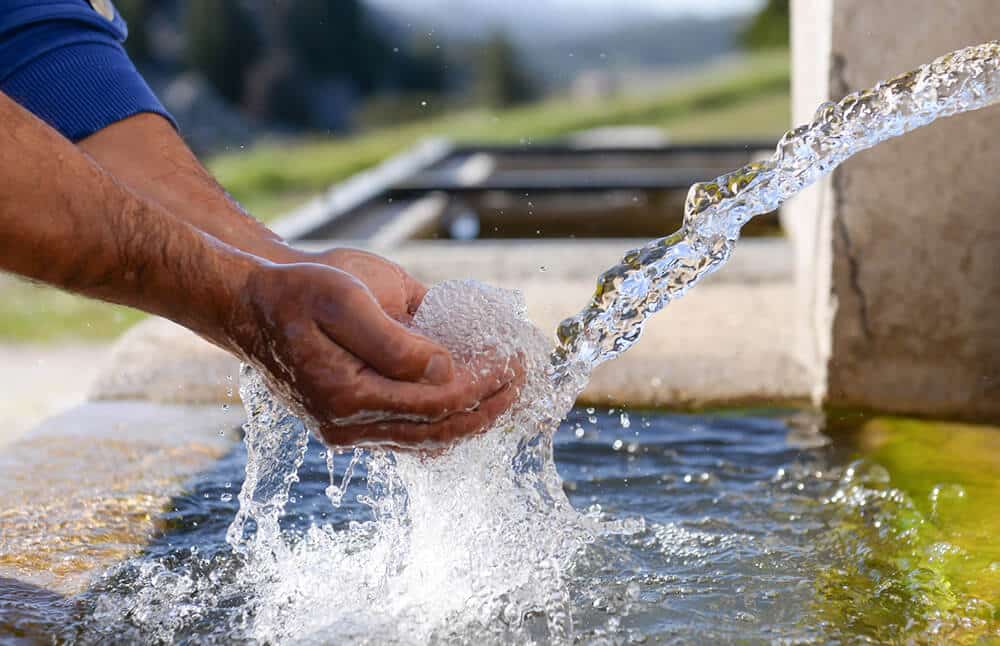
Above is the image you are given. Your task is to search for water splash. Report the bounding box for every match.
[224,41,1000,642]
[77,42,1000,643]
[225,281,635,643]
[225,364,310,555]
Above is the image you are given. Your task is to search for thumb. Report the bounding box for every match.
[317,285,454,385]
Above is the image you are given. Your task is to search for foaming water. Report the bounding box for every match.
[225,282,612,643]
[14,43,1000,643]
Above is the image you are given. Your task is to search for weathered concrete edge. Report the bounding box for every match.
[0,401,244,597]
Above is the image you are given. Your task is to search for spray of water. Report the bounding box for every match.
[224,41,1000,642]
[92,42,1000,643]
[228,281,640,643]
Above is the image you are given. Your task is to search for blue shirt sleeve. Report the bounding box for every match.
[0,0,177,141]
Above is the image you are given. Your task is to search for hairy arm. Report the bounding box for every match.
[78,113,427,321]
[0,92,252,347]
[78,113,300,263]
[1,93,518,448]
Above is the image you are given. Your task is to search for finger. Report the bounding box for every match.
[316,284,454,385]
[320,379,521,449]
[403,272,428,317]
[341,352,524,421]
[323,249,424,319]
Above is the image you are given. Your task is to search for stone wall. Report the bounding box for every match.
[788,0,1000,420]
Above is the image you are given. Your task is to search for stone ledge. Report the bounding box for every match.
[0,402,243,595]
[89,319,240,405]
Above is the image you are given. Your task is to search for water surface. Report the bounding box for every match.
[34,409,993,644]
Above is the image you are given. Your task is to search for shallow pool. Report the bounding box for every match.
[4,408,999,644]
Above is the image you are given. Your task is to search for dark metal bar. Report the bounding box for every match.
[446,140,776,157]
[390,168,733,195]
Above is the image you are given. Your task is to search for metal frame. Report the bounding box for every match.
[271,137,776,243]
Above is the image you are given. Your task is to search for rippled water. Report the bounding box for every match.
[16,409,989,644]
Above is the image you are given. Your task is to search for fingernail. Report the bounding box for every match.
[423,353,452,385]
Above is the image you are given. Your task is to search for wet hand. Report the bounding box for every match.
[229,260,521,449]
[309,248,428,324]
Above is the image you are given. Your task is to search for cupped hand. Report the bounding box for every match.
[307,247,426,324]
[229,260,521,449]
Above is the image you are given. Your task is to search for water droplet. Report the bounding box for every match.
[221,493,233,503]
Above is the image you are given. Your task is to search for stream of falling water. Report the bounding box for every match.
[552,41,1000,388]
[85,42,1000,644]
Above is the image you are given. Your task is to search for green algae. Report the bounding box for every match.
[813,416,1000,643]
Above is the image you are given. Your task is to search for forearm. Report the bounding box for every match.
[78,114,302,264]
[0,92,256,350]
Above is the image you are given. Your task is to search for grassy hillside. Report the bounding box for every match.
[0,51,789,342]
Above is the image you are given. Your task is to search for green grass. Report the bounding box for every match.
[0,277,146,343]
[664,90,790,141]
[0,50,789,343]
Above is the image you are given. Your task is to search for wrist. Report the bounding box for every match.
[200,242,268,358]
[115,199,267,357]
[246,236,308,264]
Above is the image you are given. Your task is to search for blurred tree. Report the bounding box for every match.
[741,0,790,50]
[284,0,388,94]
[185,0,262,104]
[477,32,535,108]
[115,0,154,65]
[395,38,449,93]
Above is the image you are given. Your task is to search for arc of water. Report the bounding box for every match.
[552,41,1000,390]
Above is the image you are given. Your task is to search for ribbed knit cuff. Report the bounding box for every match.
[2,40,177,142]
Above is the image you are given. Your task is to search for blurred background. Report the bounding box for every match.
[120,0,787,154]
[0,0,789,425]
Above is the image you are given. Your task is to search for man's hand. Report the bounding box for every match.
[78,114,528,449]
[231,261,520,449]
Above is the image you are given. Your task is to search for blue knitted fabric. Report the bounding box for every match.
[1,0,175,141]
